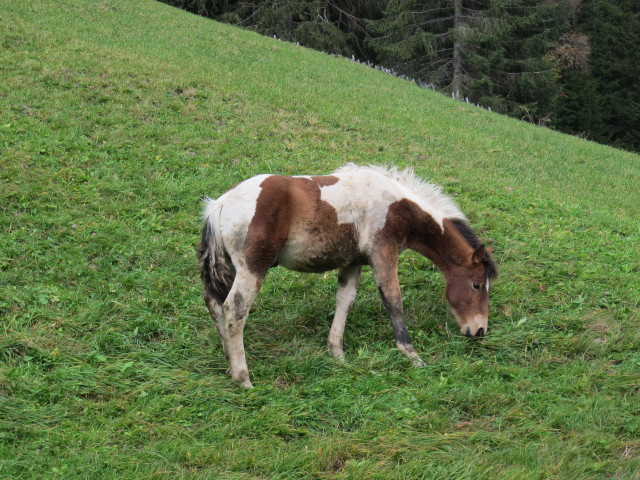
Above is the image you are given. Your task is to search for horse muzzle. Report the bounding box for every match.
[463,326,485,337]
[460,316,488,338]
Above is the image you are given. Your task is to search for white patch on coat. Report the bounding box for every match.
[319,165,465,252]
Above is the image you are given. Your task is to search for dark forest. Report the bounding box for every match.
[159,0,640,152]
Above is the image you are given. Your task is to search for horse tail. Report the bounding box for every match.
[199,197,235,303]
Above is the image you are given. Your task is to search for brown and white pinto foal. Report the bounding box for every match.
[199,165,497,387]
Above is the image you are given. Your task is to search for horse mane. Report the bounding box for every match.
[334,163,466,220]
[333,163,465,221]
[450,218,498,280]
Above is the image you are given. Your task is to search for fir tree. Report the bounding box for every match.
[556,0,640,151]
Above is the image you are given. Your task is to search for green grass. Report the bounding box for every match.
[1,0,639,478]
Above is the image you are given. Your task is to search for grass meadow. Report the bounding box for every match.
[1,0,639,478]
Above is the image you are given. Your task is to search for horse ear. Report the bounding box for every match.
[472,244,486,264]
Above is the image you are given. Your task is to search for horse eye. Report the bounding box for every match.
[472,282,481,291]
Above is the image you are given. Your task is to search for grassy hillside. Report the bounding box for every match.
[1,0,639,479]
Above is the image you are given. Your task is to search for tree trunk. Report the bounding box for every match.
[451,0,464,99]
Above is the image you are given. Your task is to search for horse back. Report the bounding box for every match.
[215,170,421,275]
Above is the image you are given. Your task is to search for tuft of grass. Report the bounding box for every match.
[1,0,639,478]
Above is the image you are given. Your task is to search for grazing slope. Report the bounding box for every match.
[1,1,638,479]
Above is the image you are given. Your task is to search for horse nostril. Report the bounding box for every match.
[476,327,485,338]
[465,326,472,337]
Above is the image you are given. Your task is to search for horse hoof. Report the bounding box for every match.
[412,357,426,368]
[234,378,253,388]
[232,371,253,388]
[328,347,346,362]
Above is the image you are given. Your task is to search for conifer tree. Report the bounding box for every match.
[368,0,570,122]
[555,0,640,151]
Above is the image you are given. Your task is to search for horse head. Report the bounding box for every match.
[445,244,496,338]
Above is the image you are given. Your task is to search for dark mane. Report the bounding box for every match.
[451,218,498,280]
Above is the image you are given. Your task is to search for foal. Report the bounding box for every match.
[199,165,497,387]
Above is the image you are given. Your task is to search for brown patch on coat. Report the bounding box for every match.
[375,199,487,277]
[244,175,360,276]
[375,199,444,260]
[311,175,339,187]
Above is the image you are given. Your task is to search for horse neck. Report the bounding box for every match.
[408,217,473,274]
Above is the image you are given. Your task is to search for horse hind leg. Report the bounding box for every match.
[328,265,362,361]
[200,240,262,387]
[222,269,263,388]
[199,221,235,358]
[204,289,229,357]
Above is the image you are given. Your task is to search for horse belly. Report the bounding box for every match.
[276,231,362,273]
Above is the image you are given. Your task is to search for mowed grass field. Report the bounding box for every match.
[1,0,639,478]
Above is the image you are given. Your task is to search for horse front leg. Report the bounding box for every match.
[371,251,426,367]
[222,269,263,388]
[328,264,362,361]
